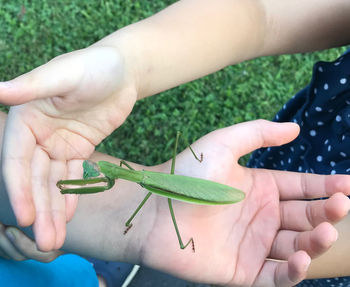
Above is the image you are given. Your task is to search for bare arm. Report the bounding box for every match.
[96,0,350,98]
[307,214,350,279]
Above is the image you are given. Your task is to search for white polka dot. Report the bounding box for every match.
[334,61,341,66]
[272,163,277,168]
[315,106,322,112]
[300,155,305,160]
[317,121,324,126]
[340,78,347,84]
[346,100,350,105]
[324,139,329,144]
[346,168,350,173]
[288,158,291,164]
[279,151,284,155]
[275,114,279,120]
[340,152,347,157]
[316,155,323,162]
[305,111,308,117]
[324,83,329,90]
[310,168,314,173]
[331,170,336,175]
[314,88,317,94]
[328,109,334,113]
[310,130,316,136]
[290,146,294,152]
[342,135,346,141]
[267,147,271,152]
[330,161,336,167]
[328,145,332,152]
[300,145,305,150]
[318,66,323,72]
[336,115,342,122]
[283,104,286,109]
[280,160,284,166]
[259,162,264,167]
[298,166,302,171]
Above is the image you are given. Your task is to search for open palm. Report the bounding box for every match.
[0,46,137,251]
[144,120,350,286]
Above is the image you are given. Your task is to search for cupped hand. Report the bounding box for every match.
[144,120,350,287]
[0,46,137,251]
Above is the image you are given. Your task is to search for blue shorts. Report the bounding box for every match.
[0,254,98,287]
[248,48,350,286]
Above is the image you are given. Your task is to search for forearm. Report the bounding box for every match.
[95,0,350,99]
[262,0,350,55]
[95,0,265,99]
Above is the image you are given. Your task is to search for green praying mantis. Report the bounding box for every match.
[56,132,245,252]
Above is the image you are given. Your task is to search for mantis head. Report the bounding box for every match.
[83,160,101,179]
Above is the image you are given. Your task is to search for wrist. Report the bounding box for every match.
[92,28,145,100]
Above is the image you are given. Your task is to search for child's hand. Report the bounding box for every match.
[0,45,137,251]
[140,120,350,286]
[0,222,63,262]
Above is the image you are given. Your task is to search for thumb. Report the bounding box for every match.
[6,226,64,262]
[217,119,300,159]
[0,52,81,105]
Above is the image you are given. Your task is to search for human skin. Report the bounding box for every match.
[1,110,350,286]
[0,0,349,253]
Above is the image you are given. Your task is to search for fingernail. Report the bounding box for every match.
[333,229,339,242]
[5,230,16,242]
[304,256,311,272]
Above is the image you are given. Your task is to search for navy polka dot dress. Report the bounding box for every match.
[247,48,350,286]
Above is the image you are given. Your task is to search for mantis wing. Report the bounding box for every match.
[142,170,244,205]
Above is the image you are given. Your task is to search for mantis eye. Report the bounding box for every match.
[83,160,100,179]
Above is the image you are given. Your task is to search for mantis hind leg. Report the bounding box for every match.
[168,198,195,252]
[168,132,195,252]
[124,192,152,234]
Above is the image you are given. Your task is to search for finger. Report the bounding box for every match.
[31,147,56,252]
[213,120,300,159]
[0,224,27,261]
[271,170,350,200]
[2,110,36,226]
[254,251,310,287]
[269,222,338,260]
[5,227,63,263]
[280,193,350,231]
[49,160,68,249]
[64,160,83,221]
[0,52,80,105]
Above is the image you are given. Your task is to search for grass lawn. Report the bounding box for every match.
[0,0,347,166]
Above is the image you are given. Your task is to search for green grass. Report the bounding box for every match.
[0,0,347,166]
